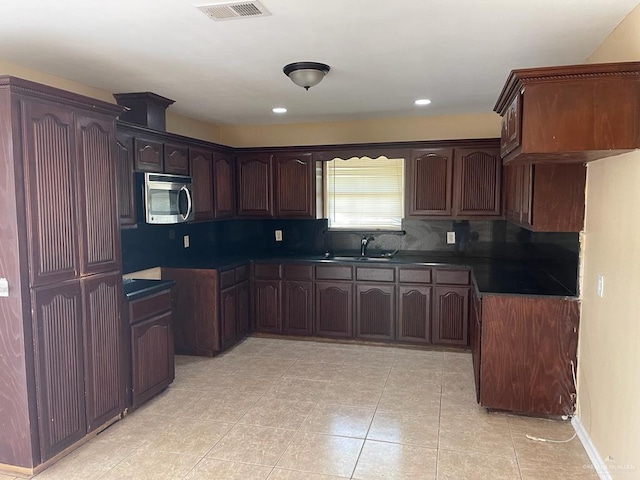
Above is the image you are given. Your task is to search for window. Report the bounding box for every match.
[325,156,404,230]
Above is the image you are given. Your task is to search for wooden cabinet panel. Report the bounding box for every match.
[32,281,86,461]
[315,265,353,281]
[81,272,124,431]
[397,285,431,344]
[213,152,235,219]
[254,263,282,279]
[315,282,353,338]
[253,279,281,333]
[434,269,470,286]
[76,115,120,276]
[134,136,163,172]
[273,152,314,218]
[500,95,521,158]
[356,284,395,340]
[131,311,174,409]
[128,290,172,325]
[480,295,578,416]
[190,148,215,222]
[235,264,250,283]
[219,269,236,289]
[433,286,469,346]
[115,130,136,226]
[22,101,80,287]
[282,281,313,335]
[470,289,482,403]
[237,280,250,336]
[164,143,189,175]
[237,154,272,217]
[398,268,432,284]
[356,267,395,283]
[220,286,238,349]
[283,264,314,280]
[453,148,501,216]
[407,148,453,217]
[503,163,521,223]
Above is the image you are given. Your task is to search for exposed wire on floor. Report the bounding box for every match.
[525,360,578,444]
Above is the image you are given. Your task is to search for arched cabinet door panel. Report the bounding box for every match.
[432,286,469,346]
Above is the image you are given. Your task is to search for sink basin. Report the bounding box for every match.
[329,256,393,262]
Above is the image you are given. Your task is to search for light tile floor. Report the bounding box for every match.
[8,337,597,480]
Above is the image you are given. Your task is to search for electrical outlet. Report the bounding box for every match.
[275,230,283,242]
[597,274,604,298]
[183,235,190,248]
[0,278,8,297]
[446,231,456,244]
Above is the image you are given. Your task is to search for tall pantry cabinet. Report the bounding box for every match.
[0,77,125,473]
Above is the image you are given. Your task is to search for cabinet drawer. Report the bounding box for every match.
[283,264,314,280]
[220,269,235,289]
[435,269,471,285]
[398,268,432,284]
[356,267,395,283]
[235,264,249,283]
[128,289,172,324]
[315,265,353,281]
[253,263,282,279]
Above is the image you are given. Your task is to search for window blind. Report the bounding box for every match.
[325,156,404,230]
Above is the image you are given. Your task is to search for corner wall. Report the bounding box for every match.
[578,4,640,477]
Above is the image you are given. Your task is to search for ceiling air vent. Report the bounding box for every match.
[197,1,271,21]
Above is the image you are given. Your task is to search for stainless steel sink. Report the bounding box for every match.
[329,256,393,262]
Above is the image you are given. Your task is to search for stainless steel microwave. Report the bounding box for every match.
[143,173,194,224]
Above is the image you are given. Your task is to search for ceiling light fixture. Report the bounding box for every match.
[415,98,432,106]
[272,107,287,114]
[283,62,331,91]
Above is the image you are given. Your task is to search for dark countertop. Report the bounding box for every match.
[123,278,176,301]
[155,252,576,298]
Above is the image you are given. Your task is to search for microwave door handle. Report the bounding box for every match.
[180,185,192,221]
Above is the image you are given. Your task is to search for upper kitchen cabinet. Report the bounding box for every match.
[164,142,189,175]
[452,148,501,217]
[273,152,315,218]
[213,152,235,219]
[494,61,640,164]
[406,148,453,217]
[189,148,215,222]
[134,135,163,172]
[236,153,273,217]
[115,130,136,226]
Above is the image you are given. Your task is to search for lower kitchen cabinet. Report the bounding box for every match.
[397,285,432,344]
[237,280,250,336]
[356,284,395,340]
[470,288,482,403]
[479,295,579,416]
[282,281,313,335]
[432,286,470,346]
[220,286,238,349]
[253,279,282,333]
[315,282,353,338]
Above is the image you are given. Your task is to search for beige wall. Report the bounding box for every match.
[219,112,501,147]
[578,4,640,477]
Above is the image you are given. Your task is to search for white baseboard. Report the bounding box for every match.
[572,416,612,480]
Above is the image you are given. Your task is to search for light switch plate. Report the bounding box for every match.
[0,278,8,297]
[597,274,604,298]
[446,232,456,244]
[183,235,190,248]
[275,230,283,242]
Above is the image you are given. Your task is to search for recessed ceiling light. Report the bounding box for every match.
[414,99,432,106]
[272,107,287,114]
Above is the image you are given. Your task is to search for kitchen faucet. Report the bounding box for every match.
[360,236,374,256]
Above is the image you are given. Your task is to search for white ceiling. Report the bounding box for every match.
[0,0,638,125]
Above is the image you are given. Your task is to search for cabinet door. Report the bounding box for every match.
[274,152,314,218]
[115,130,136,226]
[433,286,469,346]
[503,164,521,223]
[500,94,522,158]
[237,154,272,217]
[32,280,86,461]
[237,280,250,336]
[131,311,174,408]
[190,148,215,221]
[253,279,281,333]
[453,148,501,216]
[213,152,235,219]
[520,164,533,226]
[164,143,189,175]
[397,285,431,344]
[22,101,80,287]
[82,272,125,431]
[315,282,353,338]
[134,136,163,172]
[407,148,453,216]
[282,281,313,335]
[220,286,238,349]
[356,284,395,340]
[76,115,121,276]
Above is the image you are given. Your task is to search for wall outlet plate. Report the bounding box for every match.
[446,231,456,244]
[0,278,8,297]
[183,235,190,248]
[597,274,604,298]
[275,230,283,242]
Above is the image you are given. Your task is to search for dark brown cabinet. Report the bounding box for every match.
[453,148,501,217]
[406,148,453,217]
[134,135,163,172]
[433,285,470,346]
[494,61,640,164]
[237,154,272,217]
[237,280,250,336]
[274,152,315,218]
[315,282,353,338]
[190,148,215,221]
[503,163,586,232]
[220,286,237,349]
[115,130,136,226]
[356,284,395,340]
[219,265,250,349]
[282,264,314,335]
[470,288,482,403]
[253,279,281,333]
[397,285,432,344]
[164,143,189,175]
[213,152,235,219]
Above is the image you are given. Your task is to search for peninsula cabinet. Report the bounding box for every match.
[503,162,586,232]
[494,61,640,164]
[219,264,250,349]
[236,153,273,217]
[0,76,125,472]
